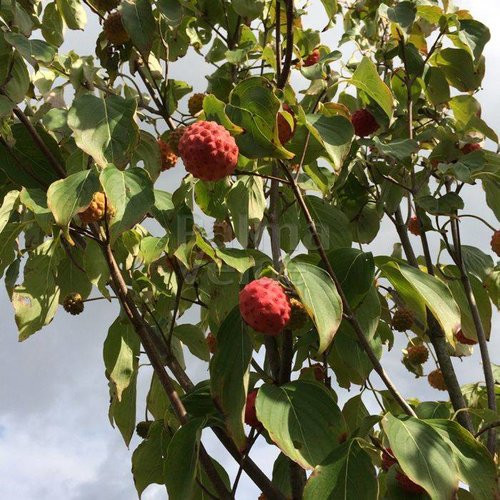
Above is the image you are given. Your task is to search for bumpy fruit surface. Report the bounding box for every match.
[167,126,186,155]
[304,48,320,67]
[188,93,205,115]
[92,0,119,11]
[428,368,447,391]
[63,292,84,315]
[206,332,217,354]
[136,421,152,439]
[455,329,477,345]
[277,104,296,144]
[460,142,481,155]
[178,121,239,181]
[287,297,309,330]
[406,344,429,364]
[213,219,234,244]
[381,448,397,471]
[78,192,115,224]
[157,138,178,171]
[408,215,420,236]
[491,230,500,257]
[392,308,414,332]
[245,389,260,427]
[351,109,379,137]
[395,470,425,494]
[239,277,291,335]
[103,12,129,45]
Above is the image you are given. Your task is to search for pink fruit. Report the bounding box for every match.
[239,277,291,335]
[245,389,260,427]
[460,143,481,155]
[178,121,239,181]
[455,329,477,346]
[277,104,296,144]
[395,470,425,494]
[408,215,420,236]
[304,49,320,67]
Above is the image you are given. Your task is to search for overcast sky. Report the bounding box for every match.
[0,1,499,499]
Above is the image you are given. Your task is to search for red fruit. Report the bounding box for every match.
[395,470,425,494]
[381,448,397,471]
[239,277,291,335]
[304,49,320,67]
[460,143,481,155]
[491,230,500,257]
[277,104,296,144]
[455,329,477,345]
[408,215,420,236]
[178,121,239,181]
[206,332,217,354]
[351,109,379,137]
[245,389,260,427]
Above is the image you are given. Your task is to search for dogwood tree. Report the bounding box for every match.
[0,0,498,497]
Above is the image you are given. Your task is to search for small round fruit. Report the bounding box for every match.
[136,420,152,439]
[395,470,425,494]
[245,389,260,427]
[406,344,429,364]
[92,0,119,12]
[213,219,235,245]
[178,121,239,181]
[206,332,217,354]
[408,215,420,236]
[381,447,397,471]
[167,126,186,155]
[103,11,130,45]
[78,192,115,225]
[239,277,291,335]
[287,297,309,330]
[351,109,379,137]
[304,49,320,67]
[490,230,500,257]
[455,329,477,346]
[188,93,206,116]
[63,292,84,315]
[157,138,178,171]
[277,104,296,144]
[428,368,447,391]
[460,143,481,155]
[391,308,414,332]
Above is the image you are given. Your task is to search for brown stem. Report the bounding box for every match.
[279,161,416,417]
[450,216,496,452]
[277,0,294,89]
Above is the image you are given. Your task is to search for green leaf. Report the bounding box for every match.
[56,248,92,300]
[387,1,416,28]
[303,439,378,500]
[100,166,155,242]
[325,248,374,308]
[382,414,459,500]
[0,222,25,278]
[215,248,255,274]
[231,0,265,20]
[209,307,252,451]
[104,316,140,401]
[256,381,346,469]
[424,67,450,106]
[0,190,20,234]
[174,324,209,362]
[306,114,353,171]
[83,239,110,298]
[426,419,498,500]
[350,57,394,118]
[68,94,139,168]
[165,418,204,499]
[417,192,464,215]
[56,0,87,30]
[372,137,419,160]
[120,0,155,56]
[157,0,183,26]
[303,196,352,250]
[109,371,137,446]
[431,48,483,92]
[4,33,56,64]
[47,169,100,239]
[453,19,490,62]
[377,257,461,341]
[287,259,343,355]
[132,421,169,497]
[42,2,64,47]
[12,238,61,340]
